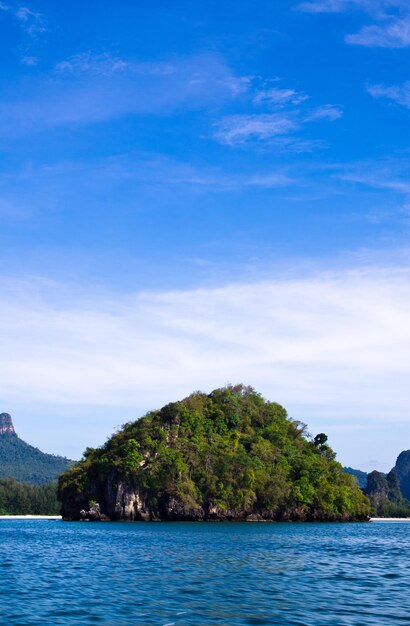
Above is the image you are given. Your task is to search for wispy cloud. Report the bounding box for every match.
[214,97,342,146]
[253,87,308,106]
[0,153,293,223]
[2,267,410,431]
[298,0,410,48]
[368,81,410,108]
[20,54,39,66]
[213,114,297,146]
[298,0,406,15]
[0,2,47,65]
[346,16,410,47]
[14,5,46,34]
[305,104,343,121]
[0,2,46,35]
[338,168,410,194]
[54,52,178,78]
[213,74,343,147]
[0,53,249,137]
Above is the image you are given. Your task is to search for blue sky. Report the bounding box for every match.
[1,0,410,471]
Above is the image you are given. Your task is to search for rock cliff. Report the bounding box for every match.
[394,450,410,500]
[0,413,16,436]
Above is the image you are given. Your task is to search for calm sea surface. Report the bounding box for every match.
[0,520,409,625]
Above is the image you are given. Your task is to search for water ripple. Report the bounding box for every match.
[0,521,409,624]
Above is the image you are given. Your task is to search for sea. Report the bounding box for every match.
[0,520,409,625]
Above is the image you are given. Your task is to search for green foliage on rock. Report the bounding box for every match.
[59,385,370,521]
[365,469,410,517]
[0,479,60,515]
[394,450,410,500]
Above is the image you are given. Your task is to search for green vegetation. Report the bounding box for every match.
[0,479,60,515]
[394,450,410,500]
[59,385,370,521]
[0,432,73,485]
[365,470,410,517]
[344,467,368,489]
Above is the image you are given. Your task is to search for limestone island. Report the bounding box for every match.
[59,385,370,522]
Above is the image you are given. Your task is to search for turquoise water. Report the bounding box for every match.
[0,521,409,625]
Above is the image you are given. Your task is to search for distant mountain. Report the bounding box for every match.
[0,413,74,485]
[363,451,410,517]
[344,467,368,489]
[394,451,410,500]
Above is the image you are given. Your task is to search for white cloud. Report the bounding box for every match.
[0,153,293,202]
[0,2,46,34]
[213,101,342,146]
[213,114,296,146]
[346,16,410,47]
[21,55,39,66]
[212,75,342,148]
[254,87,308,106]
[368,81,410,108]
[55,52,130,76]
[0,53,249,137]
[4,266,410,467]
[340,170,410,194]
[305,104,343,121]
[298,0,405,14]
[15,5,46,33]
[2,268,410,426]
[299,0,410,48]
[330,157,410,201]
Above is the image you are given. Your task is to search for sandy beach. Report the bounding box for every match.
[370,518,410,522]
[0,515,62,520]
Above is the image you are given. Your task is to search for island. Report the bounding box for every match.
[58,385,370,522]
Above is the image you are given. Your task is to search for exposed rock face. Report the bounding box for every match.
[0,413,16,436]
[79,503,109,521]
[61,472,366,523]
[394,450,410,500]
[364,469,403,515]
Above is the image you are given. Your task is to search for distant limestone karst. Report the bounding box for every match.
[0,413,16,436]
[394,450,410,501]
[348,451,410,517]
[0,413,73,485]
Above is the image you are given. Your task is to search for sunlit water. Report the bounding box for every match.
[1,520,409,625]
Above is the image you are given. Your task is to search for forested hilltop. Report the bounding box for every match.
[0,413,73,485]
[343,452,410,517]
[59,385,370,522]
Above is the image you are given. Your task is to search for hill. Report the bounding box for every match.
[364,452,410,517]
[59,385,370,522]
[344,467,368,489]
[0,413,73,485]
[394,451,410,500]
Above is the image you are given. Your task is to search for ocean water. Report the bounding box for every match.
[0,520,409,625]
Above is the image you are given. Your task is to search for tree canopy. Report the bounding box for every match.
[59,385,370,521]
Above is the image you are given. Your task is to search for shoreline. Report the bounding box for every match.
[370,517,410,522]
[0,515,62,520]
[0,515,409,522]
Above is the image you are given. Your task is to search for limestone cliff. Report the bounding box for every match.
[0,413,16,436]
[394,450,410,500]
